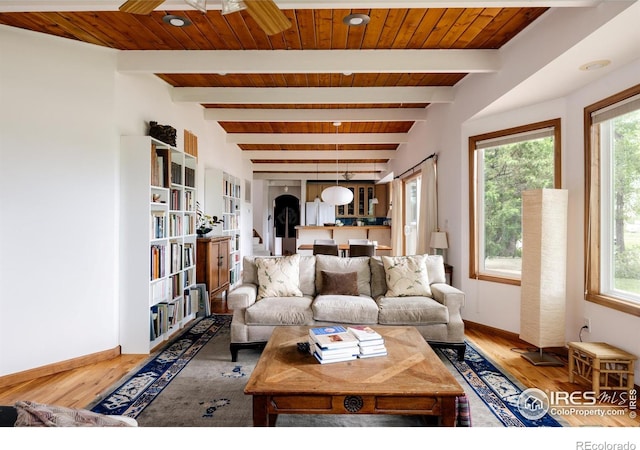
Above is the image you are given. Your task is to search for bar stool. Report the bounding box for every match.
[313,244,339,256]
[349,244,375,257]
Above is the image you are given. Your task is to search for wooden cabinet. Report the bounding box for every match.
[306,182,388,218]
[374,183,388,217]
[197,236,231,310]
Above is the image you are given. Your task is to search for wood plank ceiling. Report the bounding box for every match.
[0,1,553,181]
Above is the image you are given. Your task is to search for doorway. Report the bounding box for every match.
[274,194,300,255]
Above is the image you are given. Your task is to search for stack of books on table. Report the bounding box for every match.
[347,326,387,358]
[308,326,359,364]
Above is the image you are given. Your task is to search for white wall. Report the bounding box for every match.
[0,25,249,376]
[0,26,119,375]
[390,4,640,379]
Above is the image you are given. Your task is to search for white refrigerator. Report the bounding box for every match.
[305,201,336,226]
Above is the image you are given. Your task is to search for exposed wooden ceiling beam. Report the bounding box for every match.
[251,162,386,173]
[117,50,500,74]
[173,87,452,104]
[242,150,397,160]
[204,108,428,122]
[226,133,409,144]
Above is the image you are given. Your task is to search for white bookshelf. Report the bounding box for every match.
[119,136,198,354]
[223,172,241,288]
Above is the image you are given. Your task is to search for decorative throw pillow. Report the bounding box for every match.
[315,254,371,296]
[319,271,359,296]
[256,254,303,300]
[381,255,432,297]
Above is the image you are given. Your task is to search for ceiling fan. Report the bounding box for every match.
[119,0,292,36]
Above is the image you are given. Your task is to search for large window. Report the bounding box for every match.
[469,119,561,284]
[404,174,421,255]
[585,84,640,316]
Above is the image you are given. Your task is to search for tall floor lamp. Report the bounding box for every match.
[519,189,568,366]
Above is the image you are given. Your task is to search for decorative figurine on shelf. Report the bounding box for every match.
[196,201,223,237]
[148,121,177,147]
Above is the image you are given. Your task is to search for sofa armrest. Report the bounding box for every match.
[430,283,465,313]
[227,284,258,310]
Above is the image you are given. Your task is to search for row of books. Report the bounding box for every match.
[184,167,196,188]
[151,213,197,239]
[150,284,203,341]
[150,145,168,188]
[150,244,166,280]
[224,180,240,198]
[171,162,182,186]
[308,325,387,364]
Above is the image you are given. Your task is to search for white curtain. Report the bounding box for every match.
[390,178,404,255]
[416,158,437,254]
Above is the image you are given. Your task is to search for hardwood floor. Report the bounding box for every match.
[1,298,637,427]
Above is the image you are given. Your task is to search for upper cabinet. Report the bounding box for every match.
[306,182,388,218]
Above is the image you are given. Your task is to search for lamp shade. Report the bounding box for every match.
[429,231,448,249]
[321,185,353,206]
[520,189,568,352]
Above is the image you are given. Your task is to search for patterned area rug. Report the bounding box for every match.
[89,315,562,427]
[439,345,563,427]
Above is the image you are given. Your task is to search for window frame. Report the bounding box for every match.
[468,118,562,285]
[584,84,640,317]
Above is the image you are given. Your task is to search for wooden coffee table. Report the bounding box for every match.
[244,325,465,426]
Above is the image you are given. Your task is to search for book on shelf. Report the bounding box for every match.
[191,283,209,317]
[171,162,182,185]
[347,325,383,341]
[184,167,196,188]
[309,326,359,350]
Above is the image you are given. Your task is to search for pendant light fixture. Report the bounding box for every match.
[371,160,379,205]
[321,122,354,206]
[314,163,321,203]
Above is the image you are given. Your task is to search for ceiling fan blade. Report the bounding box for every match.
[244,0,291,36]
[119,0,166,15]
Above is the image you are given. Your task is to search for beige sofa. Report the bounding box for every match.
[228,254,466,361]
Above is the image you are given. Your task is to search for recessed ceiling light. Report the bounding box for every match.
[343,72,352,76]
[343,13,370,27]
[579,59,611,71]
[162,15,192,27]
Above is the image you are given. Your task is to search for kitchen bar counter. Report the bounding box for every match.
[295,225,391,255]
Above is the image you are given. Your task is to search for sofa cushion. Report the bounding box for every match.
[319,271,359,296]
[315,255,371,297]
[243,255,316,296]
[377,296,449,325]
[245,296,314,325]
[312,295,379,324]
[425,254,446,285]
[256,255,303,300]
[369,256,387,299]
[382,255,432,297]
